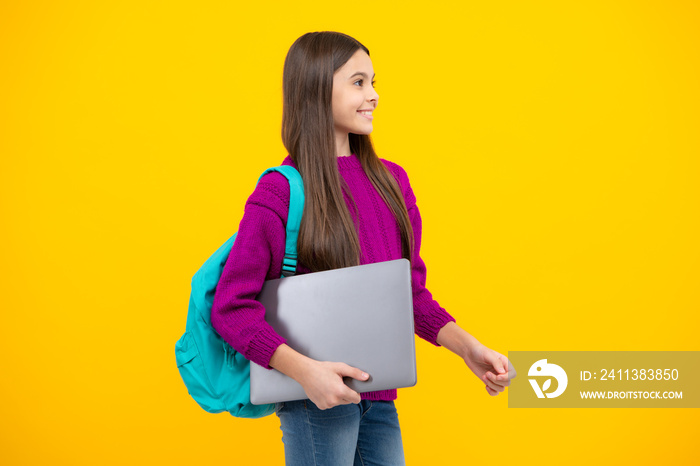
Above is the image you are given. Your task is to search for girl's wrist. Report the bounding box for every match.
[437,321,481,360]
[269,343,316,383]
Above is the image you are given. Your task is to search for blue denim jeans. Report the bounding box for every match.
[275,399,406,465]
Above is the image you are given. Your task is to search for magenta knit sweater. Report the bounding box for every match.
[211,153,456,401]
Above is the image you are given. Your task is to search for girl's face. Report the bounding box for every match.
[332,49,379,140]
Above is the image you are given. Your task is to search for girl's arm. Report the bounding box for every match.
[213,171,369,410]
[389,162,516,395]
[211,175,290,368]
[269,344,369,409]
[437,321,517,396]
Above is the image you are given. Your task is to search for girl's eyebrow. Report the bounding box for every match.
[349,72,375,79]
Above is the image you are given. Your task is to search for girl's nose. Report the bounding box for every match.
[368,89,379,104]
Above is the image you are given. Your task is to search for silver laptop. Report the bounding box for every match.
[249,258,417,405]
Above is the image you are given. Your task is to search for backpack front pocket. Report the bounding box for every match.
[175,331,222,413]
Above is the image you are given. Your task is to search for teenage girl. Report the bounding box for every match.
[211,31,516,465]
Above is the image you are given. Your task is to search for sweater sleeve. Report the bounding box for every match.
[389,162,457,345]
[210,172,291,369]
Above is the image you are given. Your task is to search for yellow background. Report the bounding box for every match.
[1,1,698,464]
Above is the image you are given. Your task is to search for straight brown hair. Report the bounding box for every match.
[281,31,414,272]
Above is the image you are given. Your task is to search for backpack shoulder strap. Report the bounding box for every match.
[256,166,304,277]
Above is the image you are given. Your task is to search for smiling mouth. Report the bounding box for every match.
[358,111,373,120]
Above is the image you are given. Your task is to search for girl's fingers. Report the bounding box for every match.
[483,356,515,395]
[495,355,507,374]
[493,371,512,387]
[342,387,362,404]
[485,372,506,392]
[500,356,517,380]
[488,368,513,387]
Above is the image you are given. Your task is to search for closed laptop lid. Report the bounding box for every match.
[249,258,417,405]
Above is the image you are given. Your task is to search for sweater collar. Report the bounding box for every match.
[336,153,362,170]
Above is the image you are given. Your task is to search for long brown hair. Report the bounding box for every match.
[281,31,414,272]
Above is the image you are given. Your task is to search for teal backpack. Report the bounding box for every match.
[175,165,305,417]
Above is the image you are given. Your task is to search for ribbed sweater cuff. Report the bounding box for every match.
[414,302,457,346]
[247,326,287,369]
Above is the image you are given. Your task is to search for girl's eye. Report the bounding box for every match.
[354,79,377,88]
